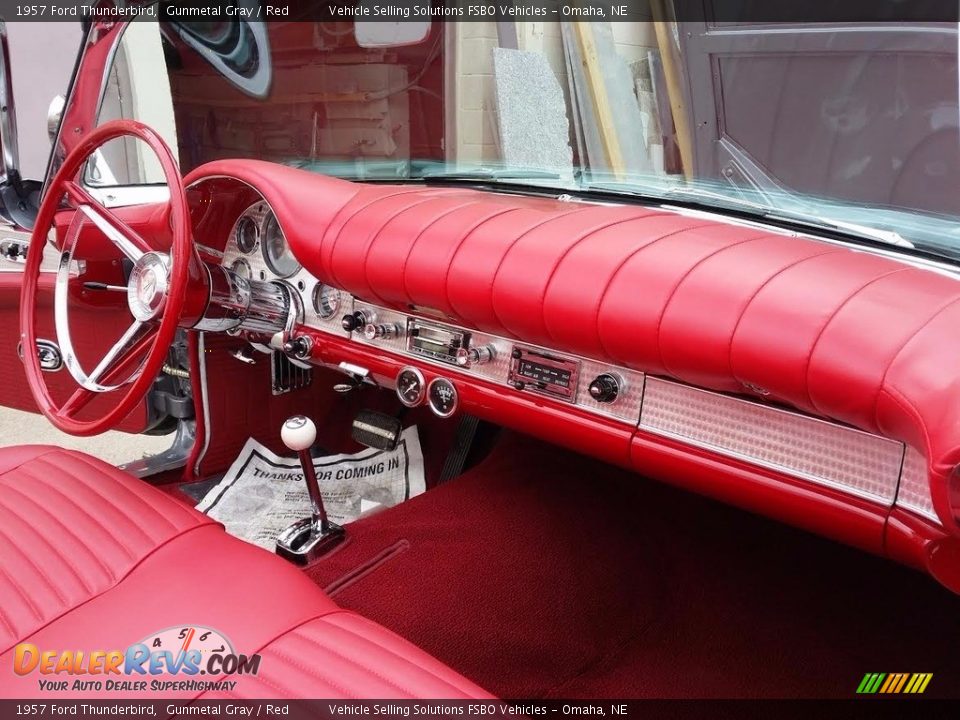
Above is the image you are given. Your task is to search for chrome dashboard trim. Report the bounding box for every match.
[350,299,647,425]
[638,377,906,506]
[896,447,938,522]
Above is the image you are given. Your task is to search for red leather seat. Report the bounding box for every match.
[0,446,491,699]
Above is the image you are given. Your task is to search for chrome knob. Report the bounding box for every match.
[363,322,401,340]
[455,344,496,367]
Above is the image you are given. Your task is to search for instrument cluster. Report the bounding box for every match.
[222,201,346,335]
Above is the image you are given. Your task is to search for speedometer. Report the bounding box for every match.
[261,211,300,278]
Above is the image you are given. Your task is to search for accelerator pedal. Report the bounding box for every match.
[352,409,403,451]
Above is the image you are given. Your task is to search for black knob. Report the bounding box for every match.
[588,373,621,403]
[512,380,526,391]
[283,336,312,359]
[511,348,522,359]
[341,312,364,332]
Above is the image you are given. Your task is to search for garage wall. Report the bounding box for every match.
[448,21,657,164]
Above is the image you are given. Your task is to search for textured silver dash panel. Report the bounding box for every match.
[896,446,938,522]
[639,378,905,504]
[350,301,645,425]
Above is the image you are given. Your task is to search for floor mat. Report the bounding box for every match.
[306,431,960,699]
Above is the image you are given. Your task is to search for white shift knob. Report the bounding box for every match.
[281,415,316,452]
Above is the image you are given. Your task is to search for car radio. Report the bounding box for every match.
[508,346,580,401]
[406,320,470,365]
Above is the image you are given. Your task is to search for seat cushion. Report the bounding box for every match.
[0,446,490,699]
[0,446,215,653]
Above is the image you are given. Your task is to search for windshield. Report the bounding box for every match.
[101,15,960,260]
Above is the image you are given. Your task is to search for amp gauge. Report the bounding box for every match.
[427,377,458,418]
[396,367,425,407]
[312,283,342,319]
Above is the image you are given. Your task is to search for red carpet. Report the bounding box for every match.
[303,430,959,699]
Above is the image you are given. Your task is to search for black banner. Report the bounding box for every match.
[0,0,958,23]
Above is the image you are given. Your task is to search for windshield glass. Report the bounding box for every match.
[102,14,960,259]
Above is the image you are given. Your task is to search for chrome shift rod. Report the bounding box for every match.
[281,415,329,532]
[275,415,345,563]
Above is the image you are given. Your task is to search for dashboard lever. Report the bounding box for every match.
[333,361,371,393]
[229,346,257,365]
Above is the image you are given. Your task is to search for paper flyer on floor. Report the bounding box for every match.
[196,425,424,550]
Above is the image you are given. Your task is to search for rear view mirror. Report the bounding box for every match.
[354,20,431,48]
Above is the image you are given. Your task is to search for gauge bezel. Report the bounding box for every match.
[230,257,252,280]
[427,377,458,418]
[261,211,301,279]
[396,366,426,408]
[312,283,341,319]
[234,215,259,254]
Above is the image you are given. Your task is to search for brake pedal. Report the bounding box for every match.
[352,410,402,451]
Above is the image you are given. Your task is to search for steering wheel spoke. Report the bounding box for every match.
[85,320,156,390]
[63,180,151,261]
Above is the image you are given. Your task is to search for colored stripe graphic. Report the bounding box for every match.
[857,672,932,694]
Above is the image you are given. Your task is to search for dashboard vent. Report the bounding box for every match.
[271,351,312,395]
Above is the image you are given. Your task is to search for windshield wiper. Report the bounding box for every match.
[763,213,914,249]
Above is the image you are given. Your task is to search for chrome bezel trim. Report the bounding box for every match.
[312,282,341,319]
[395,366,426,408]
[261,210,300,279]
[427,377,459,418]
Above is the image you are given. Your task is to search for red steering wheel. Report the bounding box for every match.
[20,120,194,436]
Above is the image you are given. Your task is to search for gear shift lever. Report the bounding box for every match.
[275,415,345,564]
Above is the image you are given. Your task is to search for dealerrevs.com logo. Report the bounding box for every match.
[12,626,262,693]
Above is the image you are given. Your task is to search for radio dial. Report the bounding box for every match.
[363,322,401,341]
[588,373,622,404]
[455,344,496,367]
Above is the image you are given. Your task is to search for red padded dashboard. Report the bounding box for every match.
[184,160,960,559]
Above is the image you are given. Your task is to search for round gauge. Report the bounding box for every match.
[312,283,341,319]
[427,377,458,418]
[235,215,258,254]
[261,211,301,278]
[396,367,426,407]
[231,257,251,281]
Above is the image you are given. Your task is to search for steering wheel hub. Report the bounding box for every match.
[127,252,170,322]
